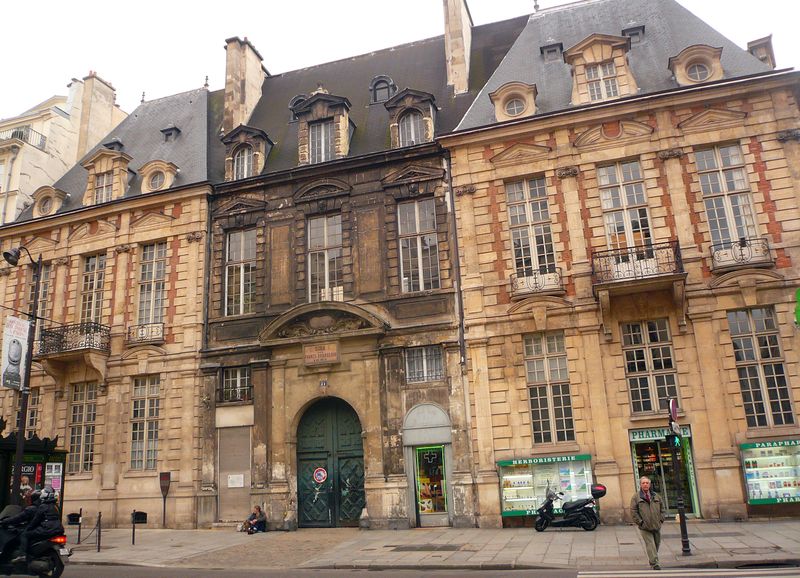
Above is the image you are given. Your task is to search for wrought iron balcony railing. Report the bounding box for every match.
[217,386,253,404]
[125,322,165,345]
[592,241,683,285]
[710,236,772,270]
[37,322,111,356]
[0,126,47,150]
[510,266,564,295]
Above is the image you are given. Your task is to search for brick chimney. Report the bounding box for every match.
[443,0,473,95]
[223,37,268,133]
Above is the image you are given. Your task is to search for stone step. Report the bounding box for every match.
[211,521,241,531]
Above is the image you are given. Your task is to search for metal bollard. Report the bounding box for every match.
[132,510,136,546]
[97,512,102,553]
[77,508,83,544]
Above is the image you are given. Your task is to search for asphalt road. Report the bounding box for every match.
[63,567,571,578]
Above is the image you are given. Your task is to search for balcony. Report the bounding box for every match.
[710,237,773,271]
[125,322,165,345]
[510,266,564,299]
[0,126,47,150]
[35,322,111,384]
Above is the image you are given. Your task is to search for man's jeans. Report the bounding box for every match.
[639,528,661,567]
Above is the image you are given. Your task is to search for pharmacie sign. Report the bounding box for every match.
[498,454,591,466]
[629,426,691,442]
[740,439,800,450]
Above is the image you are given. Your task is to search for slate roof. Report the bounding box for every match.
[15,88,212,222]
[236,15,528,177]
[457,0,773,130]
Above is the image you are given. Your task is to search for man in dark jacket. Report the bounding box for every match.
[6,486,63,564]
[630,476,666,570]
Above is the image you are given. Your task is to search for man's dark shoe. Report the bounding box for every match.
[653,564,661,570]
[10,555,25,564]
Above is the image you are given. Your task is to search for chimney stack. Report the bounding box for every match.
[747,35,776,70]
[443,0,473,95]
[223,37,268,133]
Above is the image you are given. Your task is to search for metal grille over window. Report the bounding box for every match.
[94,171,113,204]
[727,307,793,428]
[586,62,619,101]
[68,382,98,474]
[621,319,678,413]
[399,111,425,146]
[405,346,444,383]
[524,332,575,444]
[398,199,440,292]
[225,229,256,316]
[80,254,106,324]
[308,214,343,302]
[233,145,254,180]
[220,367,252,403]
[309,120,334,163]
[131,375,160,470]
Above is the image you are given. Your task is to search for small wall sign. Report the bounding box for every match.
[313,467,328,484]
[304,342,339,365]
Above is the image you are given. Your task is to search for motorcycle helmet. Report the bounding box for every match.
[40,486,56,504]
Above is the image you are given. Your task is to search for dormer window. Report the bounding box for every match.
[31,186,67,218]
[687,62,710,82]
[139,159,179,193]
[622,25,645,45]
[668,45,723,86]
[504,98,525,117]
[489,81,537,122]
[540,43,563,62]
[370,75,396,103]
[586,62,619,101]
[94,171,113,203]
[148,171,165,191]
[233,145,254,179]
[399,111,424,147]
[309,120,335,163]
[38,197,53,215]
[289,95,307,121]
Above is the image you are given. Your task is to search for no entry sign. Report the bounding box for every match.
[313,467,328,484]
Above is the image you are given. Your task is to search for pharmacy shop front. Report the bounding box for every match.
[630,426,700,517]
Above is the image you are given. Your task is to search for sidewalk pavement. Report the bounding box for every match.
[65,520,800,571]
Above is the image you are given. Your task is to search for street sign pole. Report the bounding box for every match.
[668,398,691,555]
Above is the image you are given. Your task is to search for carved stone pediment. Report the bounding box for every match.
[277,312,368,338]
[677,108,747,133]
[489,143,552,167]
[259,302,388,345]
[294,178,351,204]
[213,196,267,216]
[574,120,654,149]
[381,164,444,188]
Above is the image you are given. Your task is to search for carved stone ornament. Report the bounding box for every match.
[556,166,579,179]
[277,313,368,339]
[454,185,477,197]
[52,257,70,266]
[777,129,800,143]
[186,231,204,243]
[657,148,684,160]
[114,244,131,254]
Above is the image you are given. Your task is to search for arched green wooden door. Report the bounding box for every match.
[297,398,365,527]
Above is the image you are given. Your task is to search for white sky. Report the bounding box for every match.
[1,0,795,120]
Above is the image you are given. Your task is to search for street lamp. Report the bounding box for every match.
[3,245,42,506]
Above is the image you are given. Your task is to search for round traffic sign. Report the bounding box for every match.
[669,398,678,422]
[313,467,328,484]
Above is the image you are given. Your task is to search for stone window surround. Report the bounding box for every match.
[221,125,272,181]
[489,81,538,122]
[292,92,353,166]
[384,89,436,149]
[31,185,68,218]
[369,75,397,103]
[563,33,637,106]
[80,148,133,206]
[139,159,179,193]
[668,44,724,86]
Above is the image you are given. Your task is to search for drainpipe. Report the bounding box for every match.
[443,150,466,367]
[1,145,20,226]
[202,189,212,352]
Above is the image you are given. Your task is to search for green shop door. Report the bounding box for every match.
[414,445,448,527]
[297,398,365,528]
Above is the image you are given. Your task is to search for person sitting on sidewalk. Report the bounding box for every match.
[241,505,266,534]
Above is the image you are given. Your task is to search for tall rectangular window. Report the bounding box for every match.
[599,160,652,252]
[696,144,756,247]
[405,346,444,382]
[308,214,343,302]
[622,319,678,413]
[525,332,574,443]
[130,375,160,470]
[507,176,556,277]
[727,307,793,428]
[28,262,52,342]
[220,367,252,403]
[94,171,113,204]
[309,120,334,163]
[80,254,106,324]
[138,242,167,324]
[16,387,40,439]
[68,382,97,474]
[225,229,256,316]
[398,199,440,292]
[586,62,619,101]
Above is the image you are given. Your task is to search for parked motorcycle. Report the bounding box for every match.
[0,505,69,577]
[534,482,606,532]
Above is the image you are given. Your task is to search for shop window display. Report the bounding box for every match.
[497,455,592,516]
[741,440,800,504]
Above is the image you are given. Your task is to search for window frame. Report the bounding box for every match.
[585,61,619,101]
[307,214,343,303]
[309,119,335,163]
[79,254,106,324]
[598,159,653,253]
[67,382,98,474]
[621,319,679,414]
[506,176,556,278]
[29,262,52,343]
[398,110,425,147]
[405,346,445,383]
[524,332,575,444]
[137,242,167,325]
[398,198,441,293]
[130,375,160,470]
[94,171,113,204]
[220,367,253,403]
[224,229,257,316]
[233,145,254,180]
[727,307,793,428]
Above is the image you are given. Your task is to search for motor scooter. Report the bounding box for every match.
[534,482,606,532]
[0,505,69,577]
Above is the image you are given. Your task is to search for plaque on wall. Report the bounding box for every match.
[227,474,245,488]
[303,342,340,365]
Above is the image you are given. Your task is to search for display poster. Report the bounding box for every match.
[1,316,30,391]
[741,439,800,504]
